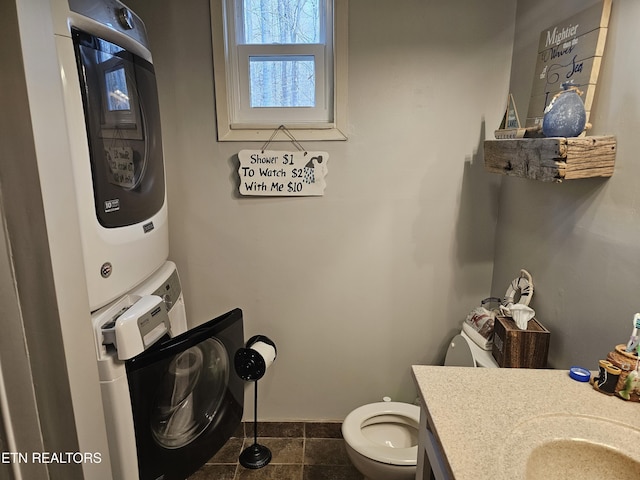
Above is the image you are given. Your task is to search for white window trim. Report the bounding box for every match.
[210,0,348,141]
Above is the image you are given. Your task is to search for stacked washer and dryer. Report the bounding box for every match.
[52,1,243,478]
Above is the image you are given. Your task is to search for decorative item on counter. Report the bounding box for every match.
[542,81,587,138]
[592,360,621,394]
[618,368,640,400]
[604,345,639,401]
[592,314,640,401]
[624,313,640,353]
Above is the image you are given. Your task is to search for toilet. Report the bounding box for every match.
[342,330,498,480]
[342,401,420,480]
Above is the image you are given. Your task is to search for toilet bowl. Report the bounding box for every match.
[342,331,497,479]
[342,402,420,480]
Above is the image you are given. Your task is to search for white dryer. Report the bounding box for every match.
[52,0,168,310]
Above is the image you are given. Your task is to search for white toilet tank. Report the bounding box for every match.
[444,330,498,368]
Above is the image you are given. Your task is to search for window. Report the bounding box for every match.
[211,0,347,141]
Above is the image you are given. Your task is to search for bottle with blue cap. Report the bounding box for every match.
[569,366,591,383]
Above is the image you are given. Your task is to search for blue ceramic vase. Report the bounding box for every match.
[542,82,586,137]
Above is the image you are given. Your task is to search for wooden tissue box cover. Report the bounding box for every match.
[492,316,550,368]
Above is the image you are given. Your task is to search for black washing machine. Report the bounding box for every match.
[125,308,244,480]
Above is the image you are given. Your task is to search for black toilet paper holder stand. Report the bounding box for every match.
[234,335,277,469]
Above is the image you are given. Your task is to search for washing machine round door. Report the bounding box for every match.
[151,338,229,449]
[125,308,244,480]
[444,334,476,367]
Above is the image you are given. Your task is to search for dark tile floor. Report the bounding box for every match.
[188,422,364,480]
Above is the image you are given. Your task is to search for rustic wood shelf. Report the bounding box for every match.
[484,135,616,183]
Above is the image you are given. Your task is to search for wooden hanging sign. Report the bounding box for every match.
[525,0,612,128]
[238,150,329,196]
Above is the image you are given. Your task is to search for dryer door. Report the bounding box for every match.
[73,28,165,228]
[126,308,244,480]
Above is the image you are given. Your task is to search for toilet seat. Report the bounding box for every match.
[342,402,420,465]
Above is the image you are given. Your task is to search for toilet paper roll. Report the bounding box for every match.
[234,335,277,381]
[250,341,276,371]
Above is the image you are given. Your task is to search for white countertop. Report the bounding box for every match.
[412,365,640,479]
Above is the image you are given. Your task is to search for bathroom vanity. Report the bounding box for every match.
[412,365,640,480]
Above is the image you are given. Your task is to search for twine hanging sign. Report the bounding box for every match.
[237,126,328,197]
[238,150,328,196]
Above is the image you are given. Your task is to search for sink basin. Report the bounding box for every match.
[500,414,640,480]
[526,439,640,479]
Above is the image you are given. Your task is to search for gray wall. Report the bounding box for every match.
[492,0,639,369]
[129,0,516,420]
